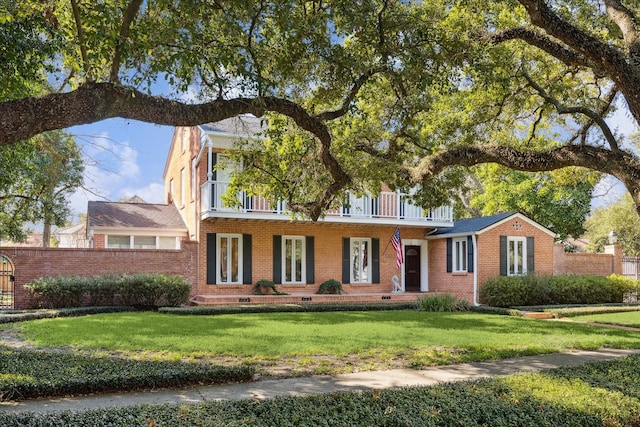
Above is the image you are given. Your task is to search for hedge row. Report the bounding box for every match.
[479,274,638,308]
[160,301,420,315]
[0,347,254,401]
[0,306,136,324]
[1,356,639,426]
[25,273,191,309]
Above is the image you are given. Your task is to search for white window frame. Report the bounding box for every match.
[453,237,468,273]
[180,168,185,207]
[507,236,527,276]
[282,236,306,284]
[350,238,371,284]
[217,233,243,284]
[106,235,181,250]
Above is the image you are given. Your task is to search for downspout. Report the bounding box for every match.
[472,234,479,306]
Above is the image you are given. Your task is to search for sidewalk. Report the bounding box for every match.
[1,348,639,415]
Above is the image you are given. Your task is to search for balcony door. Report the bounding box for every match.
[405,246,421,292]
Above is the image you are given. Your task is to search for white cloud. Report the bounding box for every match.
[67,132,163,218]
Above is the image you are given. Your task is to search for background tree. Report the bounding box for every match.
[584,194,640,255]
[1,1,640,221]
[0,131,84,244]
[456,165,601,240]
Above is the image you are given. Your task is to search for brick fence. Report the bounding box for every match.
[1,241,198,309]
[553,243,622,276]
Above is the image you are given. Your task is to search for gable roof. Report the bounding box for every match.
[427,211,556,238]
[199,115,265,138]
[87,201,187,231]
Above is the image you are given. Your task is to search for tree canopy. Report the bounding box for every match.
[1,0,640,220]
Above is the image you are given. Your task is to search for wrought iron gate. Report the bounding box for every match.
[0,255,14,309]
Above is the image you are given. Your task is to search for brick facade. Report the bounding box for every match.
[2,241,198,309]
[195,218,426,296]
[427,214,556,304]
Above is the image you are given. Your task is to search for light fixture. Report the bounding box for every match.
[608,230,618,245]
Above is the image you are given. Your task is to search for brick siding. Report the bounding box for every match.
[1,241,198,309]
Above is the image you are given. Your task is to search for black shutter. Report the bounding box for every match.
[211,153,217,180]
[243,234,252,284]
[527,236,535,273]
[446,238,452,273]
[306,236,315,284]
[467,236,474,273]
[372,238,380,284]
[499,236,507,276]
[206,233,216,284]
[342,238,350,283]
[273,235,282,283]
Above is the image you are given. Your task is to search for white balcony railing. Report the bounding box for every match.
[200,181,453,223]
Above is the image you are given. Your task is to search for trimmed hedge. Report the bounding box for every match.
[25,273,191,309]
[0,306,136,324]
[1,356,640,426]
[480,274,637,308]
[160,302,420,315]
[0,347,254,401]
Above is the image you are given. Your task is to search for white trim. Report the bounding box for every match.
[479,213,555,237]
[507,236,527,276]
[282,235,306,284]
[92,227,187,236]
[452,237,468,273]
[216,233,243,285]
[349,237,372,284]
[472,234,478,306]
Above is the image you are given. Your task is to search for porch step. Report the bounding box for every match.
[190,292,423,306]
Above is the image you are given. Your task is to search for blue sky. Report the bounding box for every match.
[66,119,174,219]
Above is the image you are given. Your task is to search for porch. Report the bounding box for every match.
[200,181,453,227]
[190,292,426,306]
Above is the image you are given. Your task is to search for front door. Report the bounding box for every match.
[405,246,421,292]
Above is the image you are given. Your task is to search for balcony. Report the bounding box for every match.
[200,181,453,227]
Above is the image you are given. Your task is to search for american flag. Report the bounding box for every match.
[391,227,404,269]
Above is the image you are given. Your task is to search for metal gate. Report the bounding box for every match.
[0,255,14,309]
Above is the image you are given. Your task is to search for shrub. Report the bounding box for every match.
[25,273,191,309]
[479,274,638,307]
[419,294,470,312]
[317,279,343,294]
[251,279,277,295]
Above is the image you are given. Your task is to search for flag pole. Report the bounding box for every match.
[382,226,399,255]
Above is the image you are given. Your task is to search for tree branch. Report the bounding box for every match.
[521,71,620,151]
[109,0,144,83]
[604,0,640,65]
[315,67,385,122]
[410,144,640,195]
[490,27,590,68]
[70,0,90,78]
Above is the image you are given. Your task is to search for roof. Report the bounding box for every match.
[54,222,86,236]
[199,115,265,138]
[87,201,187,230]
[430,212,516,236]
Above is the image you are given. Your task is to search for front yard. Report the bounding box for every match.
[2,308,640,425]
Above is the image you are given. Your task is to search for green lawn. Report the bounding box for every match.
[13,311,640,361]
[570,311,640,328]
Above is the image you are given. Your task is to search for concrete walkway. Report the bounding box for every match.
[1,348,639,414]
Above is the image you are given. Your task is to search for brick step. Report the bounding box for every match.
[190,292,424,306]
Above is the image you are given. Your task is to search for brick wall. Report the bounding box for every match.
[427,216,556,304]
[1,241,198,309]
[553,243,622,276]
[196,218,425,296]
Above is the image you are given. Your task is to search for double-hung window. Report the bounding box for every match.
[453,238,467,273]
[351,238,371,283]
[217,234,242,284]
[282,236,305,284]
[508,236,527,276]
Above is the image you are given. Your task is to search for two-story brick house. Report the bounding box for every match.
[163,116,457,302]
